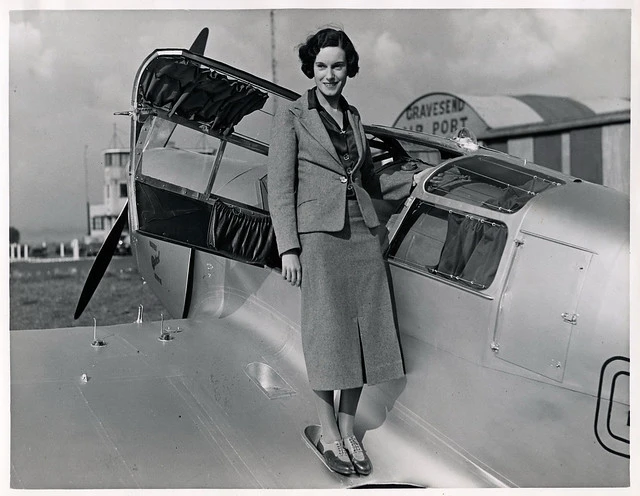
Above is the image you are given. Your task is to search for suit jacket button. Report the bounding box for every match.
[346,167,352,174]
[343,153,350,161]
[340,176,348,183]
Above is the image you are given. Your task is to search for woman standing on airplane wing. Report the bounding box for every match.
[268,28,429,476]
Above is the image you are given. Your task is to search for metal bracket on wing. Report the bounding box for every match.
[91,318,107,348]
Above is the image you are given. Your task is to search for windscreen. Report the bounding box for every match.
[426,155,563,213]
[137,117,220,194]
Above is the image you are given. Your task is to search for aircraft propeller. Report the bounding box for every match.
[74,202,129,319]
[189,27,209,55]
[74,28,208,320]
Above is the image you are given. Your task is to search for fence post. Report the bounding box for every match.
[72,239,80,260]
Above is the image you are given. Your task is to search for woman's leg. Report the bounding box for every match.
[337,386,372,475]
[313,389,341,442]
[337,386,362,437]
[312,389,355,474]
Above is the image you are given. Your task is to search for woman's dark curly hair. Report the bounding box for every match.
[298,28,360,79]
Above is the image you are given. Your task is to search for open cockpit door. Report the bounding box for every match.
[137,54,266,140]
[127,39,299,317]
[131,45,298,151]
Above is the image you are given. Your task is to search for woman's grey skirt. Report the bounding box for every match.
[299,199,405,390]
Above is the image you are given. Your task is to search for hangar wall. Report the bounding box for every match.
[393,93,630,195]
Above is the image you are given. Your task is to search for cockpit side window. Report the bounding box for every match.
[387,200,508,290]
[208,141,266,208]
[138,117,220,195]
[136,116,267,207]
[426,155,563,213]
[133,116,279,268]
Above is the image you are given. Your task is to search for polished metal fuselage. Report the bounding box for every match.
[125,148,629,487]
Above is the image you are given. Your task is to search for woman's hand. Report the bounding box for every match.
[281,252,302,287]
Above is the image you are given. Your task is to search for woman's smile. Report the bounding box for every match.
[313,46,348,102]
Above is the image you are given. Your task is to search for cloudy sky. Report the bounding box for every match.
[4,1,634,243]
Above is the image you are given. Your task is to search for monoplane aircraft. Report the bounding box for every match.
[10,29,629,489]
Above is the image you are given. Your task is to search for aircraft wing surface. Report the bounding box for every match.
[11,315,327,489]
[11,304,502,489]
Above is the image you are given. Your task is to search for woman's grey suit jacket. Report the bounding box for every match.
[268,93,391,256]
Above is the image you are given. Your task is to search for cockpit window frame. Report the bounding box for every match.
[424,154,565,214]
[386,197,509,295]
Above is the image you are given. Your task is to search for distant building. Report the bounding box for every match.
[393,93,630,195]
[87,147,129,243]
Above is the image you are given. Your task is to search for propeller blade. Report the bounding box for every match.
[189,28,209,55]
[74,201,129,320]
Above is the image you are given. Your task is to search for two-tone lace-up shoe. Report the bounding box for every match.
[316,436,356,475]
[342,435,372,475]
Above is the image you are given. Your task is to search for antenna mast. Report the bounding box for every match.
[84,144,90,236]
[270,10,277,84]
[270,10,278,116]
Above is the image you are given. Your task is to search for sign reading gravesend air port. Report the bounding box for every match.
[394,92,487,138]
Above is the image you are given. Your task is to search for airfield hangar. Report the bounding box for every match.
[394,93,630,195]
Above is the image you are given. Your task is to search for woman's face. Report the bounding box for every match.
[313,46,348,100]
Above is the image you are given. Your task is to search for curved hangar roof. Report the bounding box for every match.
[393,92,630,140]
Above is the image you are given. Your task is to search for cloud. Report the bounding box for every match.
[10,19,56,80]
[446,11,558,83]
[92,70,132,112]
[431,9,630,98]
[373,31,404,67]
